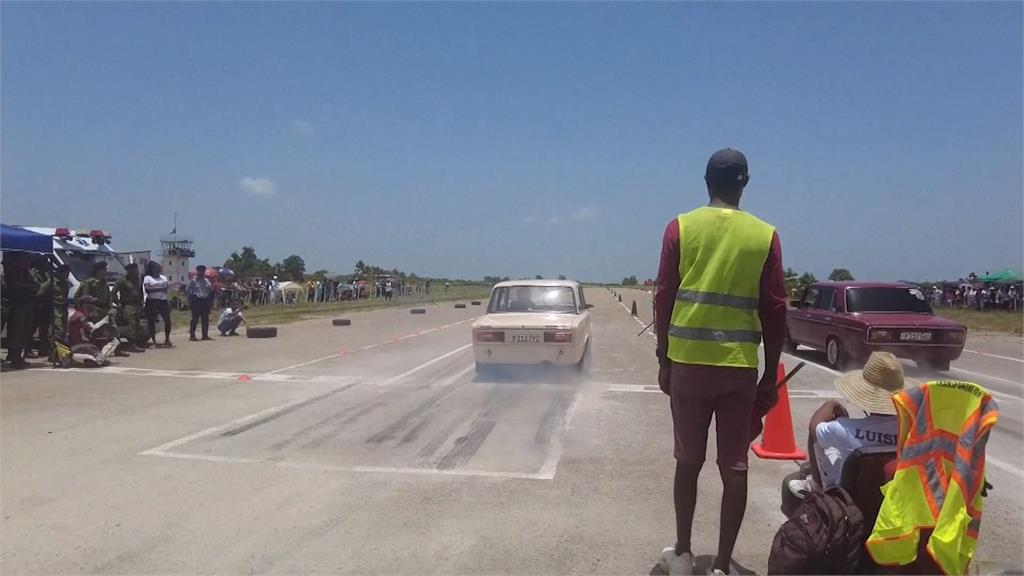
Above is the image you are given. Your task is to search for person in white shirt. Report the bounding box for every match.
[789,352,914,496]
[143,261,173,348]
[217,300,247,336]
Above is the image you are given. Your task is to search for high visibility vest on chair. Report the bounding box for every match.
[866,381,999,575]
[667,207,774,368]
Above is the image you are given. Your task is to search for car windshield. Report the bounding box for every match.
[488,286,578,314]
[846,287,932,313]
[57,249,127,283]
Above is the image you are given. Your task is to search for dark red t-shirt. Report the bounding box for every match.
[67,310,90,346]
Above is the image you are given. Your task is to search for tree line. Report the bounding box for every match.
[221,247,486,284]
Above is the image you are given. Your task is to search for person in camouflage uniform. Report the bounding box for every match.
[2,253,40,369]
[75,261,111,322]
[36,263,72,360]
[30,256,54,357]
[74,260,126,355]
[113,262,146,352]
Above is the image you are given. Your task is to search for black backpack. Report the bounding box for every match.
[768,487,866,575]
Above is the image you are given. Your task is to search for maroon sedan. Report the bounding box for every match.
[786,282,966,371]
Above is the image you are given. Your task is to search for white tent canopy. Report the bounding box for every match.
[275,281,308,303]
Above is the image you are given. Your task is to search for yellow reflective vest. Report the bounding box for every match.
[866,381,999,575]
[667,206,775,368]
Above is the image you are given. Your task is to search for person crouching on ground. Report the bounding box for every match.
[787,351,913,497]
[217,300,247,336]
[66,295,119,367]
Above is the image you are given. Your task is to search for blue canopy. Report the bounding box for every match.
[1,224,53,254]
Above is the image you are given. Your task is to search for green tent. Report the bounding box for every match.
[976,269,1023,284]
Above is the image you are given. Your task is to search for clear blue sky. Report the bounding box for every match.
[3,2,1021,282]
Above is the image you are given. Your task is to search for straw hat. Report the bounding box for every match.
[834,352,917,415]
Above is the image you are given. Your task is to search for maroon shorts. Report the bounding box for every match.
[670,362,757,471]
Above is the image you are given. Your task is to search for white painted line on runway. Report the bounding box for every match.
[51,366,356,384]
[963,349,1024,364]
[267,352,343,375]
[606,384,662,394]
[782,351,843,376]
[946,364,1019,391]
[140,390,338,455]
[266,317,476,374]
[789,389,844,399]
[535,392,580,481]
[384,344,473,385]
[143,450,555,480]
[986,455,1024,480]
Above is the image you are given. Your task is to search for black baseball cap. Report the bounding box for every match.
[196,265,207,270]
[705,148,749,186]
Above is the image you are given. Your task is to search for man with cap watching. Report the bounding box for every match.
[75,260,113,323]
[655,149,787,575]
[187,265,215,341]
[113,262,146,352]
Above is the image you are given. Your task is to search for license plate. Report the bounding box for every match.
[900,332,933,342]
[509,332,542,344]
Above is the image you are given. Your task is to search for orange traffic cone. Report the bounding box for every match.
[618,294,622,303]
[631,300,638,316]
[751,363,807,460]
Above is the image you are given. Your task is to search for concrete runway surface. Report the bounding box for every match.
[2,288,1022,574]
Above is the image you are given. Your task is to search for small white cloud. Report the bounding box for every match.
[239,177,276,196]
[570,205,599,222]
[523,215,538,224]
[291,120,312,135]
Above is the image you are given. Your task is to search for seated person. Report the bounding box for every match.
[510,289,533,311]
[789,352,913,497]
[217,300,248,336]
[66,295,120,367]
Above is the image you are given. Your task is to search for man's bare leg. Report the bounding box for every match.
[712,468,748,573]
[674,461,701,555]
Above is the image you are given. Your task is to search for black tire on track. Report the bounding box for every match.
[332,318,352,326]
[411,308,427,315]
[454,304,466,309]
[246,326,278,339]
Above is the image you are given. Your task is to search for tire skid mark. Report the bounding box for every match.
[398,417,433,446]
[365,365,473,444]
[219,382,360,437]
[534,389,575,447]
[365,383,464,443]
[435,384,525,470]
[297,395,392,451]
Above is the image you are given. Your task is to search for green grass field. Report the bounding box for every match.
[166,285,492,332]
[934,307,1023,335]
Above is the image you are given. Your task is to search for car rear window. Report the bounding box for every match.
[488,286,577,314]
[845,287,932,313]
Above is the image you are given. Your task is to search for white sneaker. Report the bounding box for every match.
[659,547,694,575]
[787,474,817,499]
[707,569,728,575]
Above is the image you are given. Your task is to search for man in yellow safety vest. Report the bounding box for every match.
[655,149,788,575]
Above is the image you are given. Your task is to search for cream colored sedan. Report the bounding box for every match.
[472,280,593,372]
